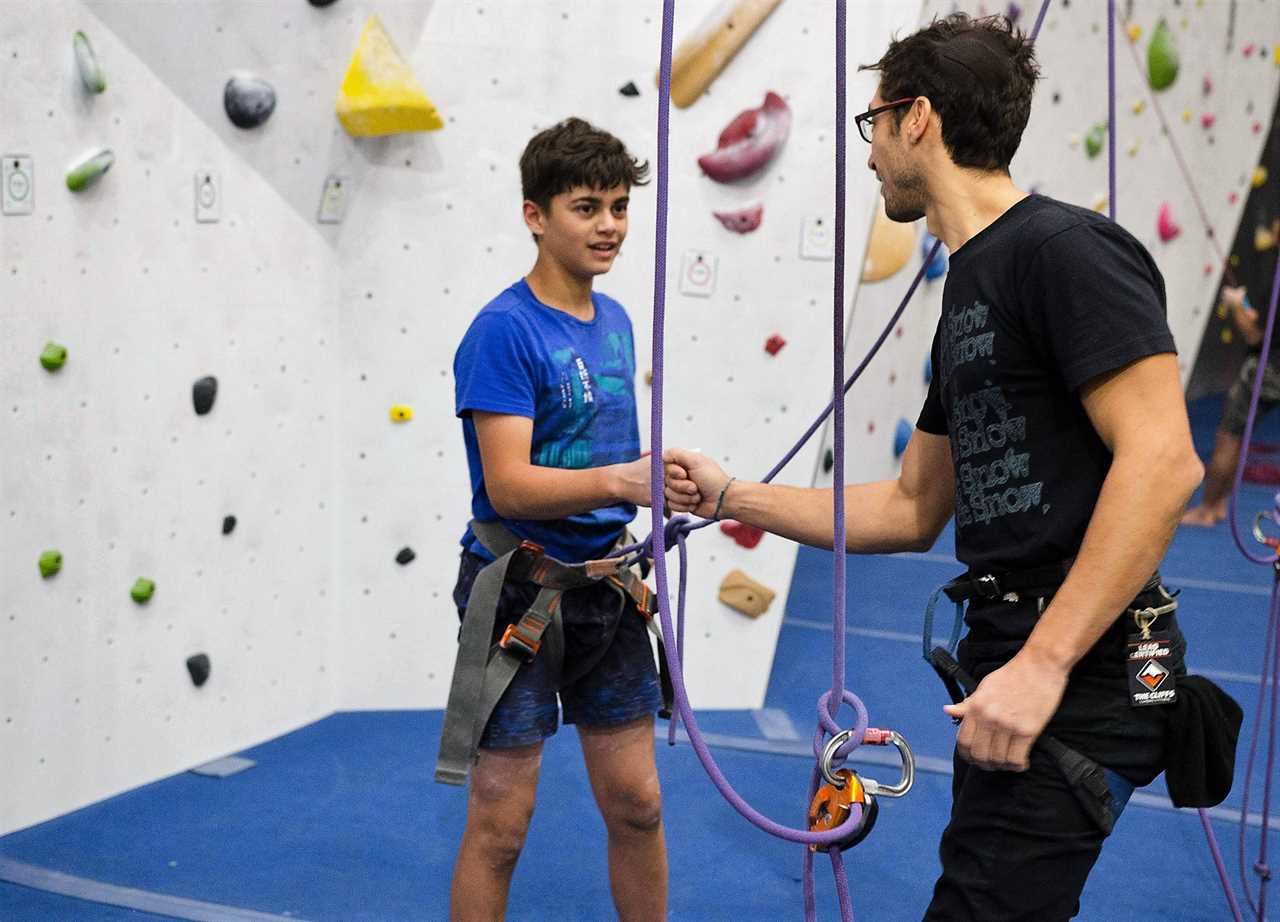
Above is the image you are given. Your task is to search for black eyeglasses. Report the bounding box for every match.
[854,98,916,143]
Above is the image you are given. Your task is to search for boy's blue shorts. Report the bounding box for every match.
[452,550,664,749]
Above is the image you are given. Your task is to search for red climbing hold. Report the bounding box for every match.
[697,92,792,183]
[1200,113,1216,129]
[1157,202,1181,242]
[765,334,786,355]
[713,202,764,233]
[720,520,765,549]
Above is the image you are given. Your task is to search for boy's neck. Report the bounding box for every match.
[526,256,595,321]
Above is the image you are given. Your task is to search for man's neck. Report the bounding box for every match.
[925,166,1029,254]
[526,256,595,321]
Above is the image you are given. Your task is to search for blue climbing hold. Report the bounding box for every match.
[922,233,949,280]
[923,354,933,386]
[894,418,912,458]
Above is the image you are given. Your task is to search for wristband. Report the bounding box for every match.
[712,477,737,521]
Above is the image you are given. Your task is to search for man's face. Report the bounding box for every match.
[866,89,927,223]
[528,184,630,279]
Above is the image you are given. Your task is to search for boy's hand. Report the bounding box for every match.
[1222,285,1248,310]
[663,448,730,519]
[613,453,654,508]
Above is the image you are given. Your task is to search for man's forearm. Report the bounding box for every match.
[1022,445,1202,673]
[720,478,947,554]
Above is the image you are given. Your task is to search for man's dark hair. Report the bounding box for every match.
[520,117,650,212]
[860,13,1040,172]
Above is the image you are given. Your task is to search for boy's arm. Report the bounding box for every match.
[476,411,651,520]
[663,427,955,554]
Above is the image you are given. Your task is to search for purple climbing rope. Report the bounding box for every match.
[1107,0,1116,222]
[648,0,869,860]
[1215,251,1280,922]
[640,4,1057,920]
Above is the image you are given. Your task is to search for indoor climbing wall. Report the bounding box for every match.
[816,0,1280,489]
[333,0,927,711]
[1,0,930,836]
[0,0,344,835]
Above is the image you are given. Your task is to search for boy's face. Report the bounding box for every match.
[525,184,630,279]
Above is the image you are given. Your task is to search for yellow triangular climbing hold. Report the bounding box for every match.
[336,16,443,137]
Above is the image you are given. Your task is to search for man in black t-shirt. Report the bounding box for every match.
[663,13,1205,922]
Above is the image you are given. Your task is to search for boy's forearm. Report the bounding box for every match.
[722,479,945,554]
[491,464,624,520]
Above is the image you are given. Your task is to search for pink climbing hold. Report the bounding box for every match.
[720,520,765,549]
[697,92,792,183]
[1230,192,1240,204]
[1255,122,1264,134]
[713,202,764,233]
[1243,43,1256,58]
[1204,263,1214,275]
[1157,202,1181,242]
[1203,73,1213,95]
[764,333,786,355]
[1200,113,1216,129]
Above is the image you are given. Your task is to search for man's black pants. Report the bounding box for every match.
[922,608,1184,921]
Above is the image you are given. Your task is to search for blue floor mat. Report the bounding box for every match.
[2,392,1278,921]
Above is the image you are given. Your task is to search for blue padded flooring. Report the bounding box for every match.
[3,393,1279,921]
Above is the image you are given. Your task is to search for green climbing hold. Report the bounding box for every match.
[40,342,67,371]
[1147,19,1179,91]
[73,31,106,94]
[66,148,114,191]
[39,550,63,578]
[1084,123,1107,159]
[130,578,156,603]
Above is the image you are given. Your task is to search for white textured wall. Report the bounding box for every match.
[1,0,341,835]
[817,0,1280,489]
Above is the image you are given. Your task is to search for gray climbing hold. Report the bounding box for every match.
[66,148,114,191]
[396,547,416,565]
[193,376,217,415]
[40,342,68,371]
[224,75,277,129]
[73,31,106,94]
[39,550,63,578]
[186,653,211,687]
[308,0,340,5]
[222,515,236,535]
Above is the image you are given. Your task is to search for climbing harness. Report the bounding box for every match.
[919,567,1181,839]
[434,520,672,786]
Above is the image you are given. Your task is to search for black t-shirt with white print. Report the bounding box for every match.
[917,194,1175,633]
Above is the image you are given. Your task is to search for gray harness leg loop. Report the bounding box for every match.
[435,550,518,786]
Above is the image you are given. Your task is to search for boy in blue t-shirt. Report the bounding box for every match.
[448,118,666,920]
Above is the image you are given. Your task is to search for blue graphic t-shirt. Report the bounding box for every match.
[454,279,642,563]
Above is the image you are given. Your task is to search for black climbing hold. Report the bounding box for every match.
[1052,92,1061,104]
[396,546,416,565]
[224,75,277,129]
[619,81,640,97]
[823,448,834,474]
[222,515,236,535]
[186,653,211,688]
[193,376,218,415]
[308,0,340,5]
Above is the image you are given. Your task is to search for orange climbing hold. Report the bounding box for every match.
[718,569,775,618]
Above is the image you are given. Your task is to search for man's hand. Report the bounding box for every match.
[663,448,731,519]
[942,648,1069,772]
[612,452,654,508]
